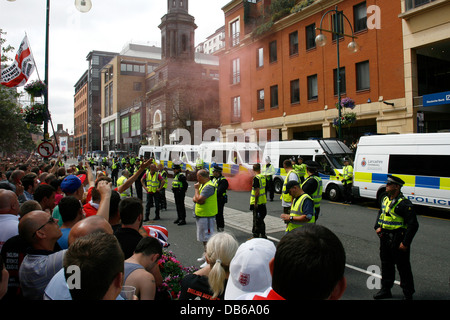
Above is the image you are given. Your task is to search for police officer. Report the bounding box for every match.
[301,160,323,222]
[262,156,276,201]
[212,165,228,232]
[374,175,419,300]
[250,163,267,239]
[158,163,168,210]
[293,156,307,183]
[111,156,119,186]
[342,157,353,204]
[172,164,188,226]
[280,180,315,233]
[281,159,300,215]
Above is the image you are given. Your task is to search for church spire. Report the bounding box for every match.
[160,0,197,61]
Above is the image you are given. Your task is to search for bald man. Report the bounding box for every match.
[44,215,113,300]
[0,189,20,252]
[18,210,65,300]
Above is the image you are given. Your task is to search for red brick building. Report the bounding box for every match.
[219,0,407,143]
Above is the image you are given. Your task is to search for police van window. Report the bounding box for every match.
[144,152,151,159]
[315,155,332,174]
[388,155,450,178]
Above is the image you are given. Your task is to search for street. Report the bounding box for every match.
[141,177,450,300]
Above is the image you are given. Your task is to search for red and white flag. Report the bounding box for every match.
[1,35,35,88]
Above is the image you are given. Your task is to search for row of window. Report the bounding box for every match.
[231,59,370,118]
[103,112,142,139]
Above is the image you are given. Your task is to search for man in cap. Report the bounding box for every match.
[212,165,228,232]
[341,157,353,204]
[262,157,276,201]
[280,180,315,233]
[293,156,307,183]
[52,175,85,227]
[172,164,188,226]
[224,238,276,300]
[373,175,419,300]
[301,160,323,221]
[250,164,267,239]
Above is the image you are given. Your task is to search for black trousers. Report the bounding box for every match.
[145,192,161,219]
[265,177,274,201]
[251,204,267,238]
[173,190,186,221]
[343,182,353,202]
[379,231,415,296]
[216,199,226,229]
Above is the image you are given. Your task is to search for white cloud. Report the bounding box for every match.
[1,0,226,134]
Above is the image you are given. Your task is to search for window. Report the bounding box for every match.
[270,85,278,109]
[306,23,316,50]
[356,60,370,91]
[257,89,265,111]
[131,113,141,135]
[257,47,264,68]
[121,116,129,136]
[307,74,318,100]
[333,67,346,95]
[232,96,241,119]
[269,41,277,63]
[389,155,450,178]
[231,58,240,84]
[290,79,300,104]
[230,19,240,47]
[289,31,298,56]
[353,2,367,33]
[133,82,142,91]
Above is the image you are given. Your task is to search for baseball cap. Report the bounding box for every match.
[224,238,276,300]
[283,180,300,194]
[76,174,87,184]
[60,175,82,194]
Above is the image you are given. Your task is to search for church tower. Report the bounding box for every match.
[159,0,197,61]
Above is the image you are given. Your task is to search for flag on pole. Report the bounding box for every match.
[0,35,35,88]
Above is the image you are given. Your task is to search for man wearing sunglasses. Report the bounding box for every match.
[18,210,65,300]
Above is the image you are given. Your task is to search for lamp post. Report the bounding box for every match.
[315,5,358,140]
[7,0,92,142]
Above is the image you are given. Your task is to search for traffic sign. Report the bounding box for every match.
[37,141,55,158]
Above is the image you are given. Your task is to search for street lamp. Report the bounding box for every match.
[7,0,92,144]
[316,5,358,140]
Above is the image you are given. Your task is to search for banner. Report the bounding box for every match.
[0,35,35,87]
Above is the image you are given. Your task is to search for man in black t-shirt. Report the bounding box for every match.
[114,197,144,259]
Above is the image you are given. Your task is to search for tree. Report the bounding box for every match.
[1,29,40,154]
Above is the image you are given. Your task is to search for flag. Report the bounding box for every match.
[0,35,35,88]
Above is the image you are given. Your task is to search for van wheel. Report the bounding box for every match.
[326,185,341,202]
[274,178,283,194]
[376,189,387,208]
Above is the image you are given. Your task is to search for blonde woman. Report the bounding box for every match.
[179,232,238,300]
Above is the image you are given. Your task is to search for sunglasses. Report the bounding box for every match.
[32,216,57,237]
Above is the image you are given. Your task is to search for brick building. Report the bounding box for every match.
[219,0,408,143]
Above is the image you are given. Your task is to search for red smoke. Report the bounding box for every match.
[227,172,253,191]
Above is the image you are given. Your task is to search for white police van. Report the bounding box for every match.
[352,132,450,210]
[197,142,262,176]
[262,139,353,200]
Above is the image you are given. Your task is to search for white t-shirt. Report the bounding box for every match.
[0,214,19,252]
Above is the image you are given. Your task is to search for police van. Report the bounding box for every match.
[352,133,450,210]
[197,142,262,176]
[262,139,353,200]
[138,146,163,163]
[160,144,200,177]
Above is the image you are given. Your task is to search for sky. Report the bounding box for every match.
[1,0,228,134]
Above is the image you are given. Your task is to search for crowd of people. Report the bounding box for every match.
[0,150,418,301]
